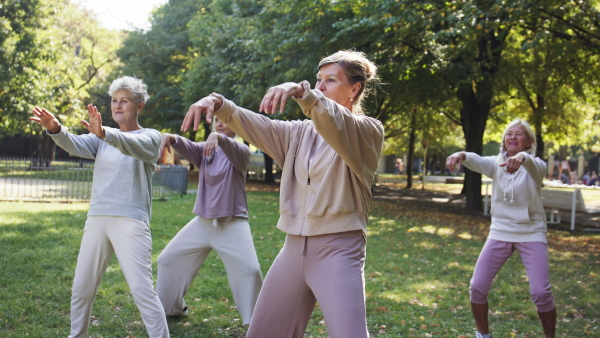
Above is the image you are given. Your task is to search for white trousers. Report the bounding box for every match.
[156,216,263,324]
[69,216,169,338]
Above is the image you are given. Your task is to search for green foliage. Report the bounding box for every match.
[117,0,208,132]
[0,0,122,155]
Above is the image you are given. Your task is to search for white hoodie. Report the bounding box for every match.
[462,151,548,243]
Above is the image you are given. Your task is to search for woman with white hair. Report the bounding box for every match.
[30,76,169,337]
[446,119,556,338]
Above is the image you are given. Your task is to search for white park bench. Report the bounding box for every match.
[541,188,600,231]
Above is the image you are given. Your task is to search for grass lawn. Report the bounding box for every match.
[0,184,598,337]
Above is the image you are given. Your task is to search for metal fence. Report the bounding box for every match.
[0,156,188,202]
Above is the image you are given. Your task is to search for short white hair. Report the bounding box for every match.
[107,76,149,104]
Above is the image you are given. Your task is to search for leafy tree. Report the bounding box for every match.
[1,0,121,162]
[118,0,207,133]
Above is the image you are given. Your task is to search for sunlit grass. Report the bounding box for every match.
[1,188,599,337]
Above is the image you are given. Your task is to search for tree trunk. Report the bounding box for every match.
[532,94,545,159]
[406,110,417,189]
[30,132,56,170]
[263,153,274,183]
[457,82,490,212]
[456,30,506,212]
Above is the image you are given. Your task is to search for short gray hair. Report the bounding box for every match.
[501,119,537,155]
[107,76,149,104]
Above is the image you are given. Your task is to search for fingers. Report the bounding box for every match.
[181,97,215,132]
[181,111,192,132]
[80,120,91,131]
[159,134,173,158]
[446,156,461,173]
[501,158,522,174]
[158,142,171,158]
[260,86,290,114]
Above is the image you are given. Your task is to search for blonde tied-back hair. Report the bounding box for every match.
[501,119,537,155]
[318,50,379,114]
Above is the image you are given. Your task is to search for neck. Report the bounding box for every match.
[119,123,142,132]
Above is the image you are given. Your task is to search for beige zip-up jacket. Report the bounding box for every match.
[211,86,384,236]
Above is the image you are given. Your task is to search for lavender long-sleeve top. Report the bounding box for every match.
[172,134,250,219]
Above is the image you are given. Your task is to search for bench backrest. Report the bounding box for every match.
[541,188,587,212]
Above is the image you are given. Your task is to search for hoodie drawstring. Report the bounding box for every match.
[503,175,515,203]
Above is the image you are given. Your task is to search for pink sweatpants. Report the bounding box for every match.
[470,239,555,312]
[246,230,368,338]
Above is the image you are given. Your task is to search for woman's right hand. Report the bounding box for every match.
[446,152,466,173]
[159,133,176,158]
[260,82,304,115]
[181,95,224,132]
[30,107,62,134]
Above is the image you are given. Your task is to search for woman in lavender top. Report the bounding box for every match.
[156,116,262,325]
[30,76,168,338]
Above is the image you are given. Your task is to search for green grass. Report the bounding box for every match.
[0,189,598,337]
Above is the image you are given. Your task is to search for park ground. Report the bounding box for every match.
[0,179,598,337]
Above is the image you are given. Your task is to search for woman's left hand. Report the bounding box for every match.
[500,154,526,174]
[80,104,106,139]
[260,82,304,115]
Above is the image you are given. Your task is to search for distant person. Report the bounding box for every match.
[589,171,599,186]
[582,171,591,185]
[558,158,571,180]
[181,50,384,338]
[446,119,556,338]
[156,117,263,325]
[570,171,578,185]
[394,157,404,174]
[30,76,169,337]
[560,172,569,184]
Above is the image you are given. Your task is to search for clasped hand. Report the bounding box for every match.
[500,154,526,174]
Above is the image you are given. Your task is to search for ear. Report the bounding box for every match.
[137,102,145,113]
[351,82,362,98]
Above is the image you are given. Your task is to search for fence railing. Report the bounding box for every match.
[0,156,188,202]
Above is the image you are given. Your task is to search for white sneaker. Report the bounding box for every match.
[475,332,492,338]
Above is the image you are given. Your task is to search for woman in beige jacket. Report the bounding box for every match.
[182,50,384,338]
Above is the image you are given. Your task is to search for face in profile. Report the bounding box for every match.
[315,63,357,108]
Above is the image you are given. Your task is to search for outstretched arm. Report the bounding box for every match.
[181,82,304,132]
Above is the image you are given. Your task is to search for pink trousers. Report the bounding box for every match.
[470,239,555,312]
[246,230,369,338]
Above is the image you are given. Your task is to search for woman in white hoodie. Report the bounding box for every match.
[446,119,556,338]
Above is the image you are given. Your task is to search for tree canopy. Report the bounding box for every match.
[2,0,599,210]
